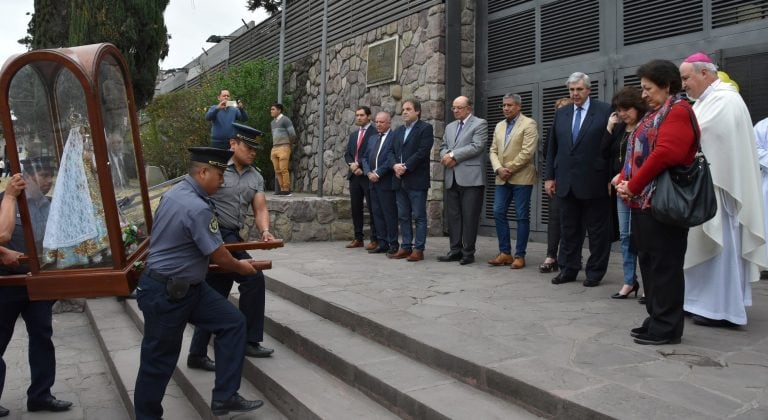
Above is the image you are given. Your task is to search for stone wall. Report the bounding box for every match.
[277,3,478,238]
[242,195,355,242]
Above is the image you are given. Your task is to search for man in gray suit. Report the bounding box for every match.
[437,96,488,265]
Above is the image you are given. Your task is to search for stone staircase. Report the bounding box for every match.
[82,265,595,419]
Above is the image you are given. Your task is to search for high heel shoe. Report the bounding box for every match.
[611,280,639,299]
[538,259,559,273]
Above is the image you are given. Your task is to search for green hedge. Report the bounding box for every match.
[141,58,290,188]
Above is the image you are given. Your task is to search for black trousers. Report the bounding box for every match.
[189,227,265,356]
[444,183,484,256]
[545,195,561,259]
[557,193,612,281]
[0,287,55,403]
[349,175,376,241]
[631,209,688,339]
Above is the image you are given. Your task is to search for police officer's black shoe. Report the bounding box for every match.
[211,393,264,415]
[245,343,274,358]
[187,354,216,371]
[27,396,73,412]
[0,404,9,417]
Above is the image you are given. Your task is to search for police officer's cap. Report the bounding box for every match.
[232,122,264,150]
[188,147,233,170]
[20,155,57,174]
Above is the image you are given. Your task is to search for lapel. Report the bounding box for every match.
[573,106,593,147]
[504,116,523,152]
[404,120,420,146]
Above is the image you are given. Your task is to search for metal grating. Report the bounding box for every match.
[230,0,442,66]
[488,9,536,73]
[541,0,600,62]
[712,0,768,29]
[489,0,531,15]
[484,91,534,221]
[723,52,768,124]
[623,0,703,45]
[623,74,641,88]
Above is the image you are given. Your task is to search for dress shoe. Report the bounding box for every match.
[365,241,379,251]
[389,248,412,259]
[246,343,274,358]
[538,259,558,273]
[582,279,601,287]
[611,280,639,299]
[27,396,73,412]
[691,315,739,328]
[211,393,264,415]
[510,256,526,269]
[0,405,8,417]
[386,249,398,258]
[346,239,363,248]
[487,252,514,266]
[406,250,424,262]
[551,272,576,285]
[638,296,647,305]
[459,255,475,265]
[630,326,647,338]
[633,333,681,345]
[187,354,216,371]
[368,246,389,254]
[437,253,462,262]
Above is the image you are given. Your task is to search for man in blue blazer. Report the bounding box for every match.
[344,106,378,250]
[544,72,613,287]
[387,100,434,262]
[362,111,398,256]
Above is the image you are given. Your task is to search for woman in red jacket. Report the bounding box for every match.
[614,60,699,345]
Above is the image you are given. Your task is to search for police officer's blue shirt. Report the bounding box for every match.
[146,176,223,284]
[211,161,265,230]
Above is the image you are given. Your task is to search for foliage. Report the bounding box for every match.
[246,0,282,14]
[21,0,170,108]
[141,58,288,188]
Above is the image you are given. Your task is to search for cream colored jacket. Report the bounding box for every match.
[489,113,539,185]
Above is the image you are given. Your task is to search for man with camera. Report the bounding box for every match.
[205,89,248,149]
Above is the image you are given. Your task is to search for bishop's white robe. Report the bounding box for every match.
[684,80,768,325]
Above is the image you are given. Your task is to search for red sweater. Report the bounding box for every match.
[621,102,698,198]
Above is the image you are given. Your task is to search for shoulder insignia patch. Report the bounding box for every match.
[209,217,219,233]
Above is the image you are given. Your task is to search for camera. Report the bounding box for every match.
[226,100,238,107]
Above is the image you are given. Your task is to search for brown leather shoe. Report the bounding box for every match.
[346,240,363,248]
[487,252,514,266]
[511,256,526,269]
[365,241,379,251]
[389,248,412,259]
[406,250,424,261]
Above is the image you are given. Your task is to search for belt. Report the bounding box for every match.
[146,268,172,284]
[145,269,200,287]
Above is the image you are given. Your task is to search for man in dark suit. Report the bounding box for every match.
[362,111,398,256]
[544,72,612,287]
[438,96,488,265]
[388,99,434,262]
[344,106,378,250]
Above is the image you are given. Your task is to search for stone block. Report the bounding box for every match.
[292,222,330,241]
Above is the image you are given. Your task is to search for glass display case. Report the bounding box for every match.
[0,43,151,299]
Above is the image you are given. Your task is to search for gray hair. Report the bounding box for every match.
[691,61,718,74]
[566,72,590,88]
[502,93,522,105]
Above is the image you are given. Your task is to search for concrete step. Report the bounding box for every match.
[263,266,609,420]
[85,298,200,420]
[121,297,392,420]
[245,290,542,419]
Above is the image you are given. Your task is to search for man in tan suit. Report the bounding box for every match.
[488,93,539,269]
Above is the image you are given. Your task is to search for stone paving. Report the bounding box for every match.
[1,311,129,419]
[259,236,768,420]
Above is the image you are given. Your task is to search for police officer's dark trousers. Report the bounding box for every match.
[0,287,55,403]
[189,227,265,357]
[134,273,246,420]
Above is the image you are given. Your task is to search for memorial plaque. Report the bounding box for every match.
[366,37,398,87]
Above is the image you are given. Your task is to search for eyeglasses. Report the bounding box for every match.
[450,106,467,111]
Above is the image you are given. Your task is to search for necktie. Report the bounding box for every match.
[504,119,515,147]
[572,107,583,144]
[373,133,384,171]
[355,127,365,161]
[455,121,464,140]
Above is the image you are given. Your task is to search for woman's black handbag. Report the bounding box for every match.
[651,151,717,228]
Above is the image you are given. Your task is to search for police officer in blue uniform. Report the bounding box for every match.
[134,147,263,419]
[0,158,73,417]
[187,124,274,372]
